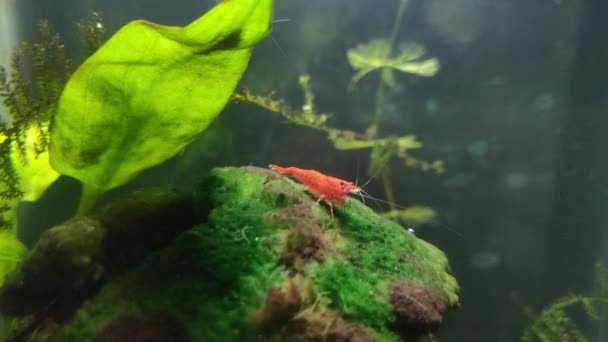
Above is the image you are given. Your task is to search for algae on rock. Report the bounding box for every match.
[0,189,197,319]
[44,166,458,341]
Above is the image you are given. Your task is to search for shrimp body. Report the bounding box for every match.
[269,165,361,206]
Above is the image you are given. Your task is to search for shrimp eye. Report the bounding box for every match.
[340,181,345,186]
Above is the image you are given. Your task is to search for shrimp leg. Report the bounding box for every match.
[311,194,333,221]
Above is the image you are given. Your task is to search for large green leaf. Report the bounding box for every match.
[11,125,60,202]
[50,0,272,190]
[0,230,26,287]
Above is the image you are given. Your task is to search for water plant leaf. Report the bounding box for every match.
[330,133,422,151]
[380,205,437,226]
[0,230,26,287]
[5,125,60,202]
[0,231,26,338]
[347,39,440,88]
[0,19,72,230]
[50,0,272,191]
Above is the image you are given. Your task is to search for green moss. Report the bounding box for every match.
[49,222,287,341]
[311,258,393,331]
[47,167,458,341]
[310,198,457,337]
[338,200,458,304]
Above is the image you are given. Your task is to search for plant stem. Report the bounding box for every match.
[387,0,408,52]
[75,183,103,216]
[372,0,408,203]
[381,169,396,211]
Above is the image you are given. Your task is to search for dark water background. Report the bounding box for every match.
[8,0,608,340]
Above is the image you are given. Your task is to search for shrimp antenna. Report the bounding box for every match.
[357,189,383,210]
[359,174,376,189]
[269,18,291,59]
[358,190,403,209]
[355,159,360,186]
[358,192,464,238]
[268,34,287,59]
[436,222,464,238]
[356,190,366,206]
[354,162,376,189]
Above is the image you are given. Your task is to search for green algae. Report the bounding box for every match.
[46,166,458,341]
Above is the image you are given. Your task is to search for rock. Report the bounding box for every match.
[95,313,189,342]
[0,216,105,316]
[44,166,459,341]
[0,189,196,317]
[96,188,198,273]
[390,282,447,338]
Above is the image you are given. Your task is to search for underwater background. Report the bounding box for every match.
[1,0,608,341]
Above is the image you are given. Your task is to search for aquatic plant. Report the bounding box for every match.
[76,12,106,57]
[233,73,443,222]
[0,231,27,340]
[0,230,26,288]
[233,76,443,176]
[516,264,608,342]
[49,0,272,214]
[0,14,108,234]
[380,205,437,227]
[231,0,443,225]
[0,1,271,222]
[0,0,271,309]
[347,38,439,89]
[0,15,105,340]
[0,0,271,329]
[345,0,441,209]
[0,20,77,233]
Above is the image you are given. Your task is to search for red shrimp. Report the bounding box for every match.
[269,165,463,236]
[269,164,363,217]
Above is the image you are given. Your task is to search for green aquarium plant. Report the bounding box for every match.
[0,230,27,340]
[0,13,104,341]
[347,38,440,89]
[380,205,437,227]
[235,0,442,215]
[0,230,26,288]
[0,17,103,340]
[0,0,271,315]
[50,0,272,214]
[233,76,443,175]
[516,264,608,342]
[345,0,441,209]
[0,13,107,236]
[0,20,76,233]
[233,72,444,218]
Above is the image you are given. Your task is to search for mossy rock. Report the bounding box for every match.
[47,166,459,341]
[0,189,197,318]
